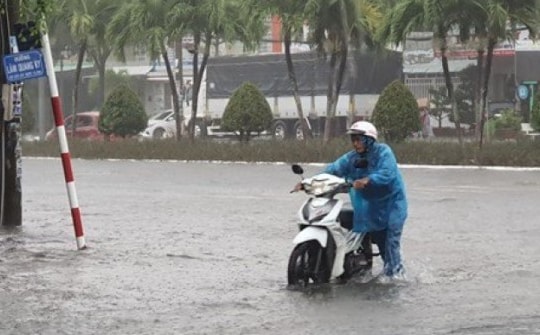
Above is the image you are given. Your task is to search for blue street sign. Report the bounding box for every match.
[517,84,529,101]
[2,49,47,83]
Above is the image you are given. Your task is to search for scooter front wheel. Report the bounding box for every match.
[287,241,330,286]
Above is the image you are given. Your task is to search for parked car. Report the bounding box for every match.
[147,109,174,127]
[45,111,104,141]
[139,110,268,140]
[140,111,177,139]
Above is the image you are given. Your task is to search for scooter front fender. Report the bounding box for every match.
[292,226,328,248]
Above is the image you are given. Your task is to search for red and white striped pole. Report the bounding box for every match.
[41,33,86,250]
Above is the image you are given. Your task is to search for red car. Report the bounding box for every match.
[46,111,105,141]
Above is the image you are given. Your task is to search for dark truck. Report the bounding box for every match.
[199,50,402,139]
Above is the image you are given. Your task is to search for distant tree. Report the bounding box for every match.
[252,0,318,141]
[429,66,477,128]
[169,0,265,141]
[98,85,148,138]
[308,0,382,142]
[429,86,451,128]
[54,0,121,109]
[453,65,476,126]
[89,69,139,104]
[222,82,273,142]
[108,0,185,141]
[378,0,473,144]
[372,80,420,142]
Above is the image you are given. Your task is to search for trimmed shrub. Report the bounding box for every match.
[222,82,273,142]
[99,85,147,138]
[372,80,420,142]
[531,90,540,131]
[493,109,521,131]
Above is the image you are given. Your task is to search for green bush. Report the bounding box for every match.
[98,85,147,138]
[531,90,540,131]
[222,82,273,142]
[372,80,420,142]
[493,109,521,131]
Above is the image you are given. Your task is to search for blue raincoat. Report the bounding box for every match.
[324,142,408,276]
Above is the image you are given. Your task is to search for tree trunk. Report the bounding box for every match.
[440,38,463,145]
[189,33,210,142]
[479,38,496,149]
[474,48,485,141]
[335,46,348,101]
[89,48,112,109]
[323,51,338,143]
[161,43,182,142]
[284,28,311,141]
[323,43,348,143]
[71,40,87,138]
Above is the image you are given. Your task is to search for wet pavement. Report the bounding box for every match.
[1,158,540,334]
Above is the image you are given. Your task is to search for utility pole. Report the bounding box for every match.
[0,0,22,226]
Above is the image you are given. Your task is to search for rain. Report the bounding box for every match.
[1,158,540,334]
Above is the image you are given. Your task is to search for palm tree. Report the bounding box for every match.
[86,0,121,109]
[52,0,94,137]
[308,0,382,142]
[108,0,185,140]
[380,0,469,144]
[170,0,265,141]
[55,0,120,110]
[253,0,314,140]
[473,0,538,146]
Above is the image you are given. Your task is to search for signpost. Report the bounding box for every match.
[2,49,46,83]
[517,84,529,101]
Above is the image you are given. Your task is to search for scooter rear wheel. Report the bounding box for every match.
[287,241,330,286]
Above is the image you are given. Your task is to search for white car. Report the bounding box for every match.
[148,110,174,126]
[140,110,269,140]
[140,110,207,140]
[140,110,177,139]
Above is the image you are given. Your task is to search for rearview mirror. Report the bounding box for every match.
[291,164,304,175]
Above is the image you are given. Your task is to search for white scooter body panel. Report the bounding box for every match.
[296,197,345,225]
[292,226,328,247]
[289,170,370,282]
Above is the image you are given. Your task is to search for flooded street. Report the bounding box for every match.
[2,158,540,334]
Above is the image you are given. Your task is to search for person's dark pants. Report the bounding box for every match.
[370,227,404,276]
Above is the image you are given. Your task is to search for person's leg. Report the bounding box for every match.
[361,234,373,269]
[369,229,387,265]
[383,226,404,276]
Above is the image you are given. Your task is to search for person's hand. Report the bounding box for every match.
[290,182,303,193]
[352,177,369,189]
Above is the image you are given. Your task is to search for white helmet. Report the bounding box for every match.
[346,121,378,140]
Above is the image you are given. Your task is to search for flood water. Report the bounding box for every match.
[1,158,540,334]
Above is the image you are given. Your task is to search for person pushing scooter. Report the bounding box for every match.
[295,121,408,280]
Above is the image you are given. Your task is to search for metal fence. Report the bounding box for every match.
[405,75,462,100]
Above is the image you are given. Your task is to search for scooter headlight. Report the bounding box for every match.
[306,180,336,196]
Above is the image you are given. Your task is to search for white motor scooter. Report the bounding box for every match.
[288,164,375,286]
